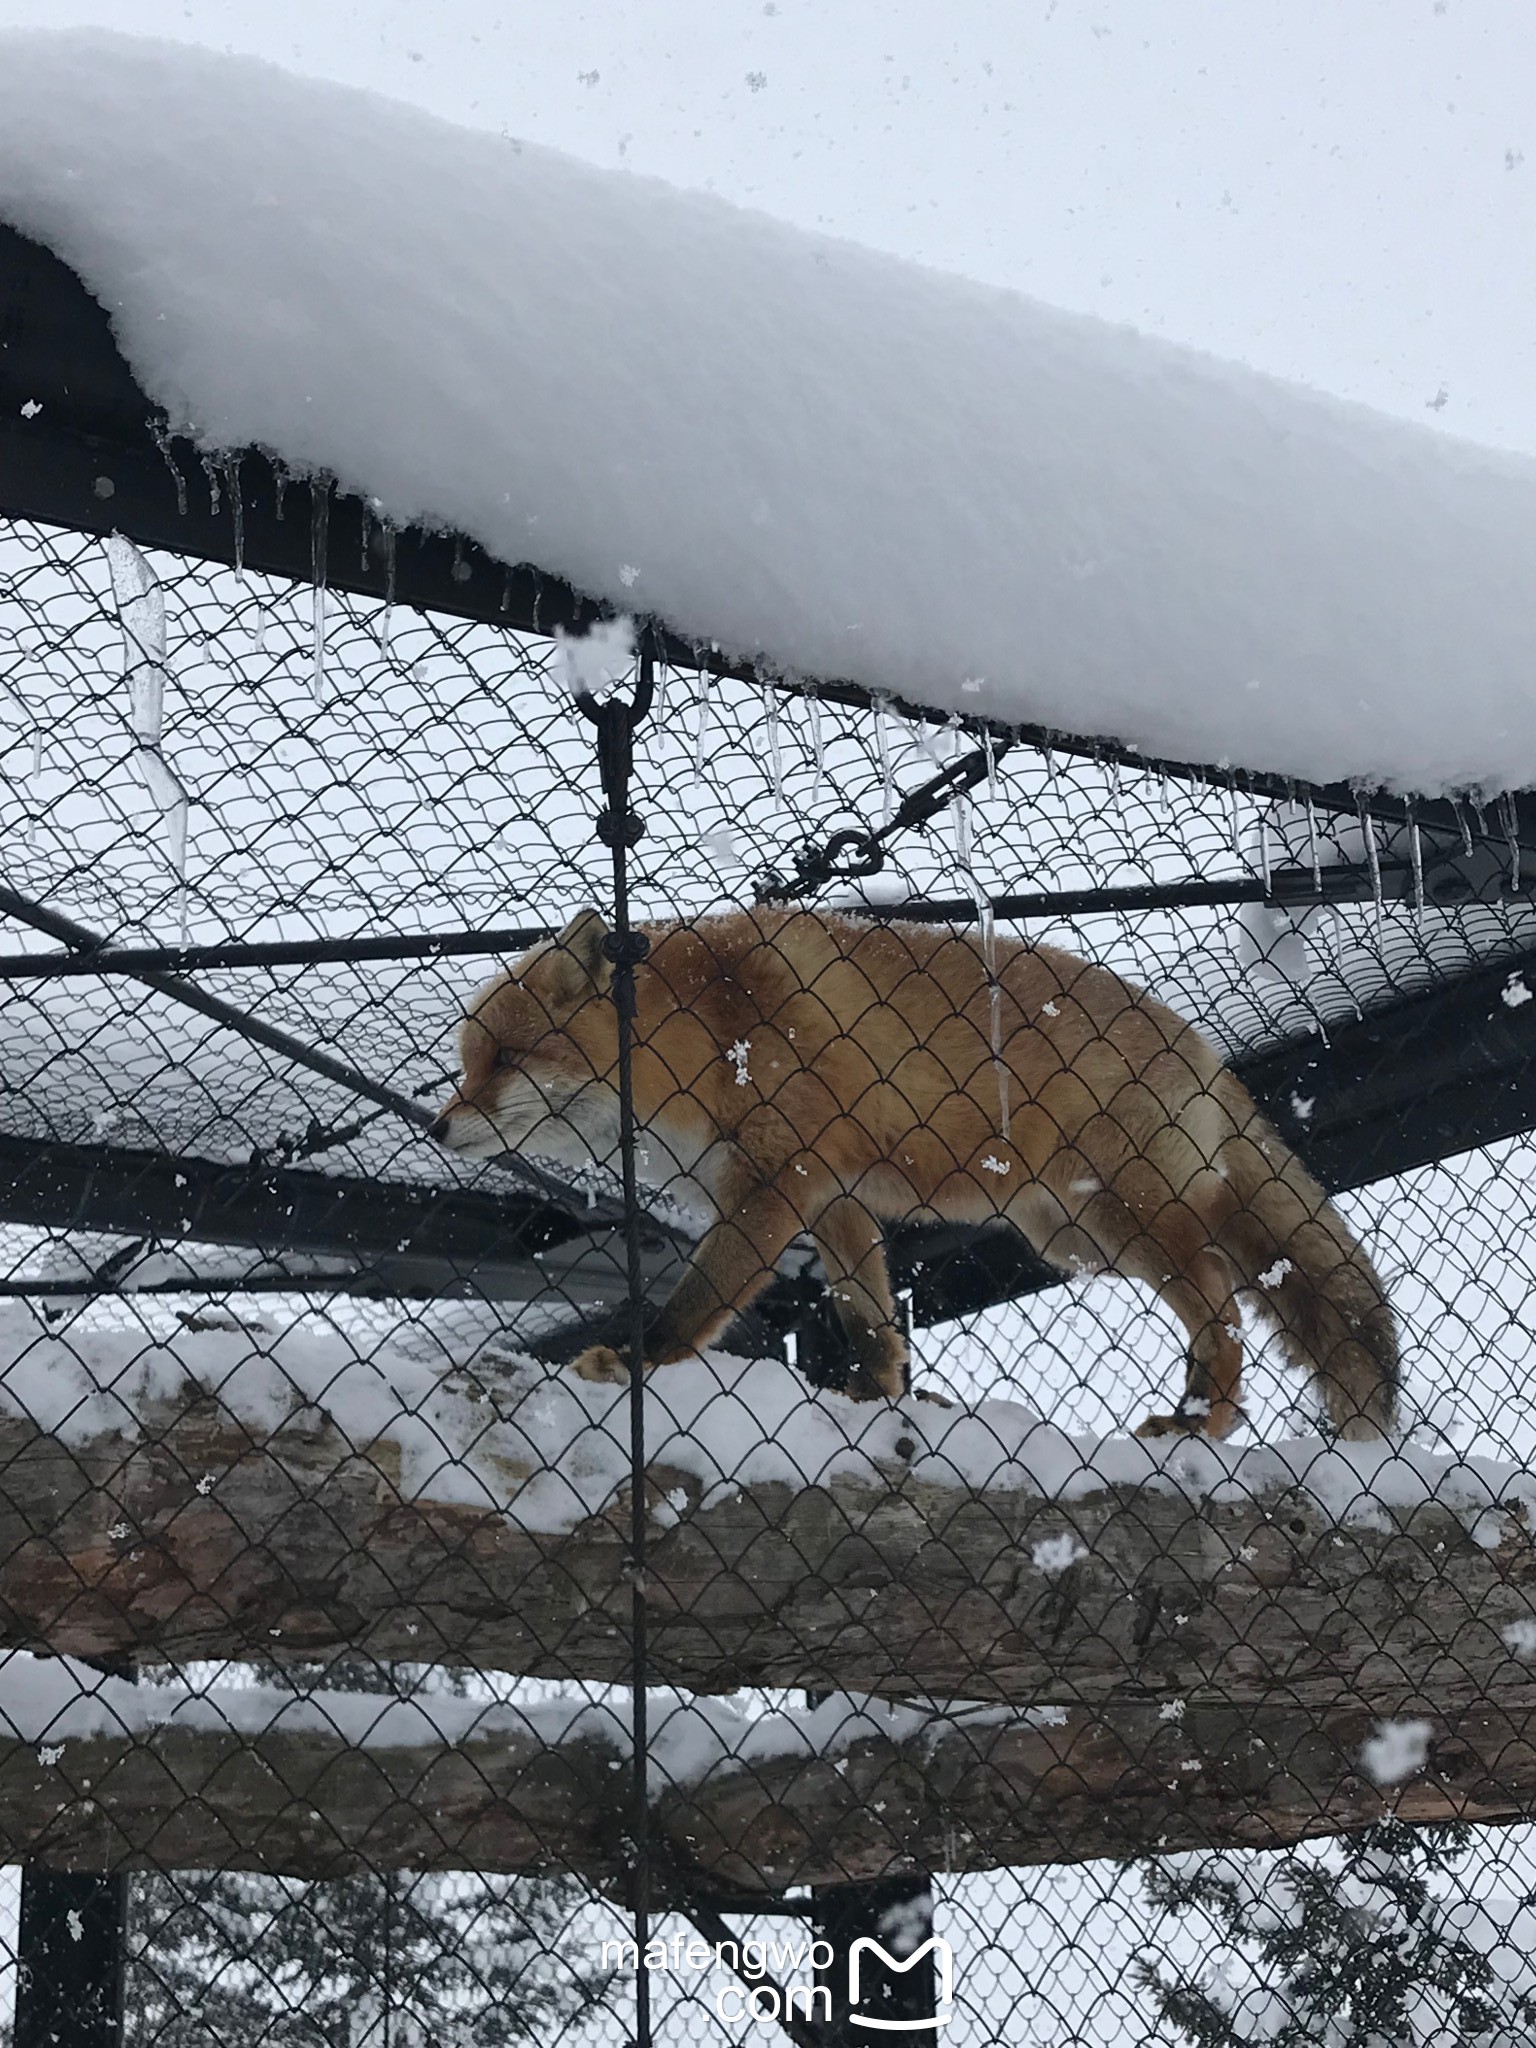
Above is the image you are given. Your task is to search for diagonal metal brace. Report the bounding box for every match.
[758,736,1012,901]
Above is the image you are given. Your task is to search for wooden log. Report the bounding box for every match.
[0,1378,1533,1715]
[2,1683,1533,1889]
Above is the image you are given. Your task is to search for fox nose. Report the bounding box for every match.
[428,1110,458,1145]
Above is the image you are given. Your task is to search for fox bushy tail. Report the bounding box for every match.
[1211,1073,1399,1439]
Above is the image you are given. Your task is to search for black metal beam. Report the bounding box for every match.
[4,221,1533,852]
[0,923,557,979]
[1237,942,1536,1188]
[0,1129,684,1310]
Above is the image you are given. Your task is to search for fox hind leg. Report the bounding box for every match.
[1133,1249,1244,1439]
[1115,1222,1244,1438]
[811,1194,907,1402]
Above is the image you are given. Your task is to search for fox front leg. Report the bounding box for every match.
[571,1179,804,1386]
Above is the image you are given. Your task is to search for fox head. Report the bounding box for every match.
[431,909,622,1164]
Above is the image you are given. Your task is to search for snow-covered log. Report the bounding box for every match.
[0,1659,1532,1887]
[1,1327,1534,1714]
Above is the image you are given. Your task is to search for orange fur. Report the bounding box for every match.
[434,908,1398,1438]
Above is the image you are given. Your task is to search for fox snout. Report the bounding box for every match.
[429,1100,480,1149]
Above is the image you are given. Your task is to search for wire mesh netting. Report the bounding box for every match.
[1,511,1536,2046]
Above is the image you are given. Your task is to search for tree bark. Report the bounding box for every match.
[1,1385,1533,1715]
[2,1690,1533,1890]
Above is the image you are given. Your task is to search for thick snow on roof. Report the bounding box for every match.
[4,29,1536,795]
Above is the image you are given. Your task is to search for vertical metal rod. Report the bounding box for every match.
[793,1277,939,2040]
[581,641,657,2048]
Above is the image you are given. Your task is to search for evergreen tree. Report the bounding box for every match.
[1136,1821,1536,2048]
[122,1660,615,2046]
[125,1865,611,2047]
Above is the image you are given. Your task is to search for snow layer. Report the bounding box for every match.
[5,32,1536,794]
[0,1651,1010,1794]
[1,1303,1531,1545]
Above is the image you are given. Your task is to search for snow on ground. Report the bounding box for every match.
[7,32,1536,792]
[0,1300,1530,1543]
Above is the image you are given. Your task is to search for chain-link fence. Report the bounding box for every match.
[4,451,1536,2048]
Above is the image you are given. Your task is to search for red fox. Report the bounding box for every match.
[433,907,1398,1440]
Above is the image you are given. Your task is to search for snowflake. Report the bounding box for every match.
[728,1039,752,1086]
[1359,1717,1432,1787]
[980,1153,1010,1175]
[1031,1532,1086,1575]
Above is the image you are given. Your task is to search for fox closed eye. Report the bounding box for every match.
[493,1048,520,1070]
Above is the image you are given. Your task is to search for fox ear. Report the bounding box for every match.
[550,908,614,999]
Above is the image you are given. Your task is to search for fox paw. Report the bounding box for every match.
[1134,1404,1242,1441]
[571,1345,630,1386]
[1134,1410,1196,1439]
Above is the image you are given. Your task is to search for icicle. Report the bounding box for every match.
[1306,797,1321,894]
[1157,769,1170,816]
[377,521,398,653]
[1454,796,1474,859]
[692,669,712,778]
[988,980,1010,1137]
[807,690,825,785]
[875,697,894,825]
[29,732,42,781]
[137,748,190,938]
[1228,778,1242,860]
[273,466,287,522]
[226,457,245,582]
[1358,795,1384,932]
[1257,806,1272,892]
[251,606,269,656]
[1503,792,1521,893]
[200,455,221,517]
[107,533,166,742]
[763,684,784,801]
[952,794,1010,1139]
[310,477,330,703]
[1043,745,1058,793]
[983,727,998,800]
[951,785,973,873]
[149,418,187,517]
[107,534,188,932]
[1407,803,1425,914]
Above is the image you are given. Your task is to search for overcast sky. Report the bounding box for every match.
[3,0,1535,451]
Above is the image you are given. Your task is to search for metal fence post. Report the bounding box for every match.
[791,1281,940,2042]
[14,1661,132,2048]
[14,1868,128,2048]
